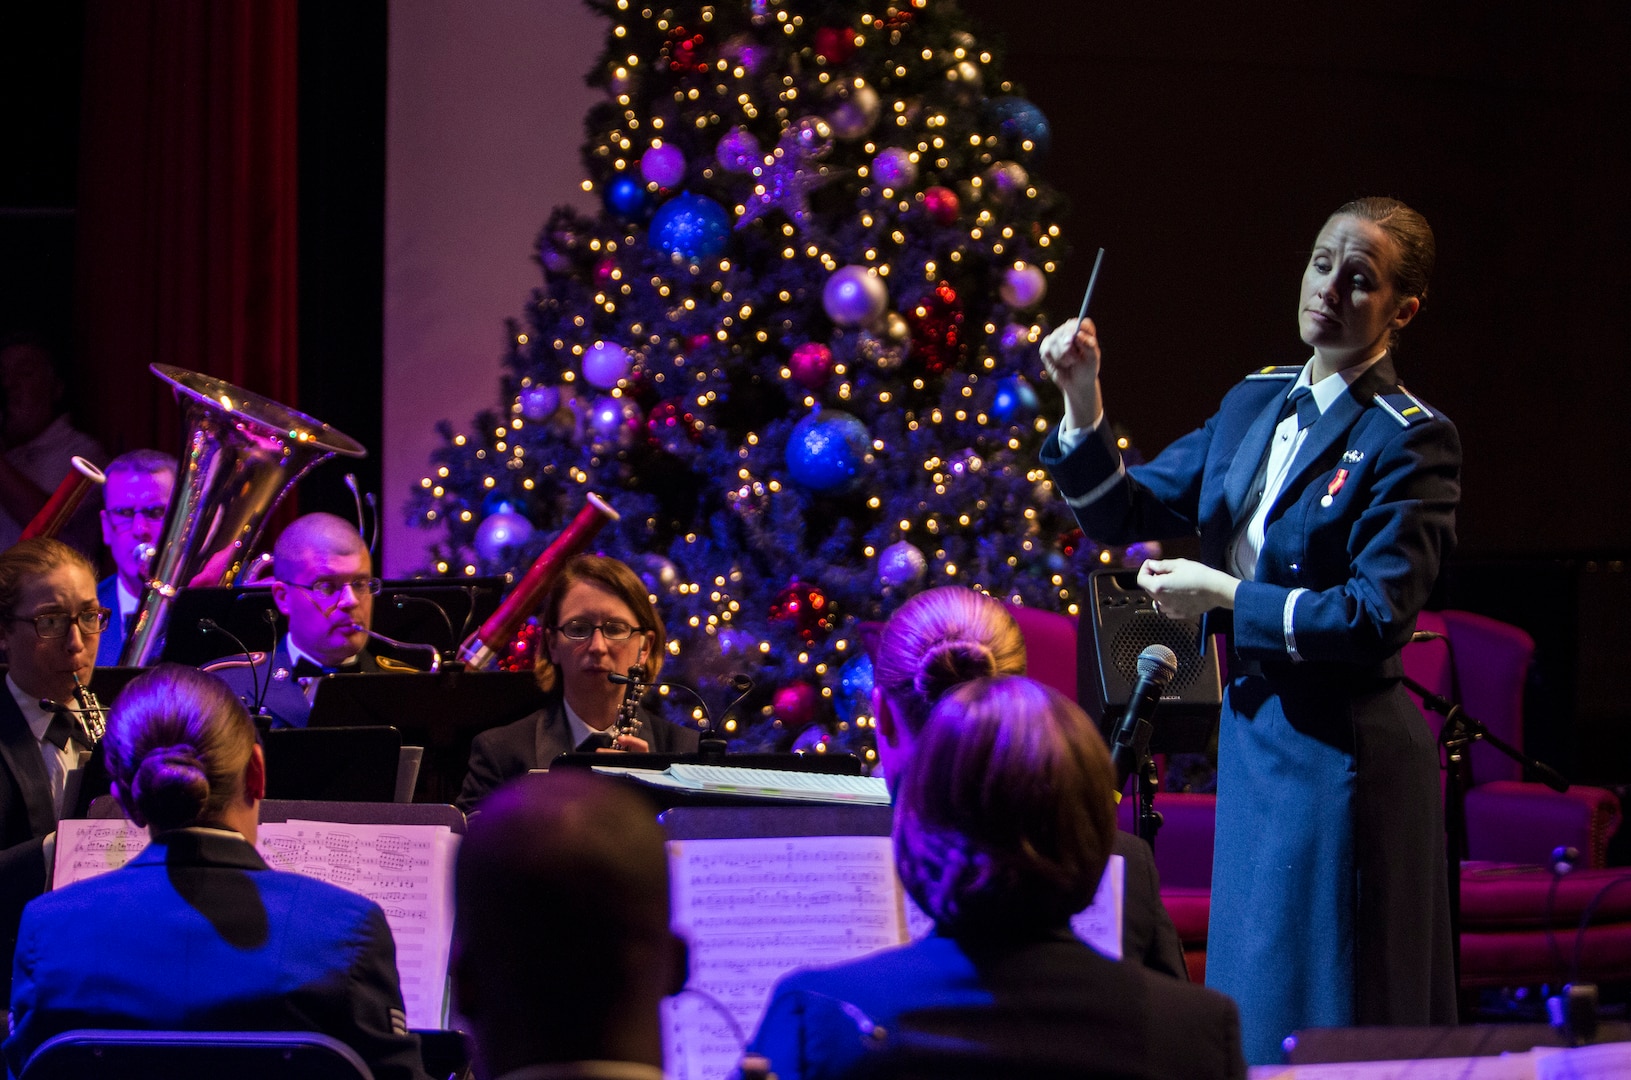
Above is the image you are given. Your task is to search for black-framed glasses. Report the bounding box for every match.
[553,618,640,642]
[3,608,111,639]
[105,505,168,527]
[280,577,382,601]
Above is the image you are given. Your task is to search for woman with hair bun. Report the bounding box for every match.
[3,664,430,1080]
[747,676,1243,1080]
[868,585,1185,980]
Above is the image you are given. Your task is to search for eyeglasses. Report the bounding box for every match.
[553,618,640,642]
[106,505,168,527]
[280,577,382,600]
[4,608,111,639]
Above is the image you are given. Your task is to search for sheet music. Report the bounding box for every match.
[663,835,905,1080]
[52,817,150,888]
[258,820,460,1030]
[1248,1055,1538,1079]
[1533,1042,1631,1079]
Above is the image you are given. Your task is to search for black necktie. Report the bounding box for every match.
[43,709,87,752]
[1280,386,1320,431]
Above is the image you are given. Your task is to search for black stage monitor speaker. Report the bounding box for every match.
[1078,567,1222,754]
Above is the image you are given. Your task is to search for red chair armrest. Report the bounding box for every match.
[1465,780,1623,868]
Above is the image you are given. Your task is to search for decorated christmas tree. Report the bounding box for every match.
[410,0,1131,762]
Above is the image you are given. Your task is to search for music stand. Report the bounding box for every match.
[155,578,508,666]
[262,726,403,802]
[307,670,549,803]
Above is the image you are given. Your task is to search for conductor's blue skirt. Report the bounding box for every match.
[1205,671,1456,1065]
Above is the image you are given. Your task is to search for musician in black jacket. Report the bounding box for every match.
[458,555,697,811]
[0,538,110,998]
[747,676,1243,1080]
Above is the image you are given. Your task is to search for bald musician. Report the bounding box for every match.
[207,513,415,728]
[452,770,687,1080]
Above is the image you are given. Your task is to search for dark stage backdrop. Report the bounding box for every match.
[958,0,1631,559]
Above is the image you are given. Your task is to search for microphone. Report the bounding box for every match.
[1110,644,1178,793]
[607,671,716,736]
[389,593,458,659]
[199,616,274,723]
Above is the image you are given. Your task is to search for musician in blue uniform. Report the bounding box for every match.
[205,512,416,727]
[1039,197,1459,1062]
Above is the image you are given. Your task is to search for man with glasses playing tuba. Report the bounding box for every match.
[205,513,416,729]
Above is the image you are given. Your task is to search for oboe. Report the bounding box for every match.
[615,663,646,743]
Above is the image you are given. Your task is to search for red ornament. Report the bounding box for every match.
[499,619,543,672]
[904,280,966,374]
[923,185,960,225]
[646,400,702,452]
[813,26,857,64]
[1059,528,1085,558]
[788,342,834,389]
[665,27,710,73]
[773,681,820,728]
[768,580,836,644]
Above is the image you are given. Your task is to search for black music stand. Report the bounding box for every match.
[86,665,153,706]
[154,578,508,666]
[307,670,549,803]
[261,726,403,802]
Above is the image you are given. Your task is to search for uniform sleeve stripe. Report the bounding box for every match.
[1064,461,1126,509]
[1283,587,1309,662]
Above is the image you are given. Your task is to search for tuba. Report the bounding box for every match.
[120,364,366,666]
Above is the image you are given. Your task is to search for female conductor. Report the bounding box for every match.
[1039,198,1459,1062]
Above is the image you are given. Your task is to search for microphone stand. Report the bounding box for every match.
[1402,672,1570,1011]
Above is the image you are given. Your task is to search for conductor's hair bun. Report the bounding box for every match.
[914,638,998,705]
[130,744,209,830]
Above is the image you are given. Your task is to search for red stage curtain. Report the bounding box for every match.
[75,0,299,457]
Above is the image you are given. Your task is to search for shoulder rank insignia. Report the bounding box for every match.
[1245,365,1301,380]
[1374,386,1436,427]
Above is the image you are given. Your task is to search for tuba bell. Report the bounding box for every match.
[120,364,367,666]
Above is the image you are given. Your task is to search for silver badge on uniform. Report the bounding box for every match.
[1341,449,1364,464]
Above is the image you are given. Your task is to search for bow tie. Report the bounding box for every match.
[43,708,91,752]
[292,658,362,679]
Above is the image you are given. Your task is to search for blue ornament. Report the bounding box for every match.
[785,409,871,495]
[651,192,732,264]
[837,652,875,721]
[603,173,651,220]
[475,511,534,561]
[990,375,1040,422]
[985,96,1052,162]
[877,540,928,588]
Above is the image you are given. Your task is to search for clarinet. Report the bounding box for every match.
[615,663,646,743]
[71,673,108,745]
